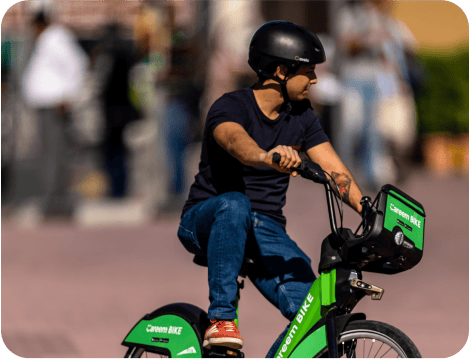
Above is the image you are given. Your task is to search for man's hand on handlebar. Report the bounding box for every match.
[262,146,301,177]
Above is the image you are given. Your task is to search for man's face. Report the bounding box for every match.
[286,64,317,101]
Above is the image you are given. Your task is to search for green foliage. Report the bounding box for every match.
[416,48,469,134]
[1,41,11,72]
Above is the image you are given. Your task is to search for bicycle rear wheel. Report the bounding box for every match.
[317,320,421,358]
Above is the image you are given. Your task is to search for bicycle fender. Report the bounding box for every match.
[122,303,208,358]
[335,313,366,339]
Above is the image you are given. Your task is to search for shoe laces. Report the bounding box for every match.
[209,320,238,332]
[223,321,236,331]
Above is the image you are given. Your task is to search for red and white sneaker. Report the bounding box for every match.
[203,319,244,350]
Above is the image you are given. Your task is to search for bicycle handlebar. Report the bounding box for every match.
[272,152,342,240]
[272,153,328,184]
[272,152,374,243]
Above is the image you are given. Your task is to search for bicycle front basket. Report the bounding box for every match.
[360,184,425,274]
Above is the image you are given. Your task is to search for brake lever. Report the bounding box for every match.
[360,196,372,219]
[291,162,322,183]
[272,153,327,184]
[358,196,375,233]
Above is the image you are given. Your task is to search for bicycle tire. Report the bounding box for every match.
[316,319,421,358]
[125,346,169,358]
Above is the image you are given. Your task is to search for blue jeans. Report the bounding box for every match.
[177,192,316,357]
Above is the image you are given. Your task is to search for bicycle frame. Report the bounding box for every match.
[273,182,359,358]
[273,268,337,358]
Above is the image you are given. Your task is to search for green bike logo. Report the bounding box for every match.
[389,203,421,229]
[146,325,183,335]
[277,293,314,358]
[295,293,314,324]
[177,346,197,355]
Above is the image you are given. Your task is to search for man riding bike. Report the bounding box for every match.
[177,21,365,357]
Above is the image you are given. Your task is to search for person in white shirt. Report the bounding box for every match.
[21,11,88,218]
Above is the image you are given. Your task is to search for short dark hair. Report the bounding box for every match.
[257,61,280,81]
[257,62,300,82]
[32,11,50,27]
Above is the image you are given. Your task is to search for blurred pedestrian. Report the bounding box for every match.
[202,1,264,122]
[131,0,173,213]
[335,0,389,191]
[92,23,139,198]
[159,19,202,213]
[371,1,419,181]
[160,87,193,212]
[336,1,417,190]
[308,34,343,147]
[21,10,88,219]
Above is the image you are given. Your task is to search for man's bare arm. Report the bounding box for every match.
[306,142,364,214]
[213,122,301,174]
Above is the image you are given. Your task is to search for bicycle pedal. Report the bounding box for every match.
[207,345,244,358]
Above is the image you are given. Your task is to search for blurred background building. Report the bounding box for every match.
[2,0,468,228]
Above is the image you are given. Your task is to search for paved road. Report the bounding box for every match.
[2,170,469,358]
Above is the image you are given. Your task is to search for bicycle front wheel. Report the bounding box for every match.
[317,320,421,358]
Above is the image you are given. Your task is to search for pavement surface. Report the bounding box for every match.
[2,169,469,358]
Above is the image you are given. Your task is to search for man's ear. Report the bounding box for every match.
[274,64,288,80]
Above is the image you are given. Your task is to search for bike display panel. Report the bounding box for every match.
[355,184,426,274]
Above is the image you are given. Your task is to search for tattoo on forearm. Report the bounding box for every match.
[330,172,352,204]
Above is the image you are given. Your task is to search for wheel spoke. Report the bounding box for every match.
[368,339,375,358]
[380,346,392,358]
[348,339,357,358]
[334,320,420,358]
[335,338,405,359]
[334,338,404,359]
[374,342,384,358]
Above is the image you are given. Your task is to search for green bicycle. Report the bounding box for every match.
[122,155,425,358]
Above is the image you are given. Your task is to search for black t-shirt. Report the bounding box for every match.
[182,88,329,229]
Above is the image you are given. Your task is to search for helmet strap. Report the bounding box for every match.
[279,67,293,114]
[259,65,295,114]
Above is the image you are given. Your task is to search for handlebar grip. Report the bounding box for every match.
[272,152,281,165]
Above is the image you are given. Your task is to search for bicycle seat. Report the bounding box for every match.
[193,255,255,278]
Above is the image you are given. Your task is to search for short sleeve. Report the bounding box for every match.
[205,94,248,142]
[303,107,329,151]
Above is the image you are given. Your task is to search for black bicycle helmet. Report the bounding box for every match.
[248,21,326,112]
[248,20,326,78]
